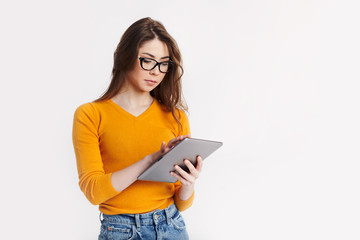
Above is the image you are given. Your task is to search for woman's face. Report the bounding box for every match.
[125,38,170,94]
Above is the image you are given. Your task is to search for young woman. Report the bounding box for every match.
[72,17,202,240]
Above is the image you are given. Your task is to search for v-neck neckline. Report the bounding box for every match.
[107,99,156,120]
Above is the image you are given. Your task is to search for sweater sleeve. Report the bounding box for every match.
[173,110,195,211]
[72,103,119,205]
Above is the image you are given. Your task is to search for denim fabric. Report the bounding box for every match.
[98,204,189,240]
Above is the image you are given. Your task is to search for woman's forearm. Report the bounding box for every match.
[110,154,156,192]
[111,136,189,193]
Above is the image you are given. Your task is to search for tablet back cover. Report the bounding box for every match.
[138,138,222,183]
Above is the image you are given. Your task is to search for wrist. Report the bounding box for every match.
[179,184,195,201]
[145,151,159,165]
[181,184,194,191]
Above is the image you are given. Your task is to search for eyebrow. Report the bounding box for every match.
[141,52,170,60]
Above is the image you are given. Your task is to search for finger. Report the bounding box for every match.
[168,137,185,149]
[160,141,166,153]
[183,134,191,139]
[170,171,188,185]
[174,165,195,183]
[183,159,198,176]
[168,134,190,147]
[179,134,190,141]
[196,155,203,172]
[167,136,181,147]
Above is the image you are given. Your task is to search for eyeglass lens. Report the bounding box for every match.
[140,58,171,73]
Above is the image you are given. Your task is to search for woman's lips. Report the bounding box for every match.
[145,80,157,86]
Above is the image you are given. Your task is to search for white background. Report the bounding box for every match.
[1,0,359,239]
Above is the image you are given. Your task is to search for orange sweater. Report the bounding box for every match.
[72,99,194,214]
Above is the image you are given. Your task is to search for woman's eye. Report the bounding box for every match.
[161,62,169,66]
[143,59,152,63]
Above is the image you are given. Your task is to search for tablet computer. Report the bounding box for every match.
[138,138,223,183]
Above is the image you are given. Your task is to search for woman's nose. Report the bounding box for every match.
[149,65,160,75]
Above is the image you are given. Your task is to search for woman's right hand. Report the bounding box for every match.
[147,134,191,163]
[111,134,191,192]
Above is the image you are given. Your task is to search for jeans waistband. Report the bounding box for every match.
[100,204,177,228]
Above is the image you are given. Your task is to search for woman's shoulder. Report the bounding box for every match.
[76,99,110,110]
[74,100,110,119]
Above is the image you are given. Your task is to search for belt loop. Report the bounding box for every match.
[135,214,141,231]
[99,212,103,222]
[165,206,171,225]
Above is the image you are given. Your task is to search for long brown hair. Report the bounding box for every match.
[95,17,188,128]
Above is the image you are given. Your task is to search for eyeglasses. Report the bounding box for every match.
[138,57,173,73]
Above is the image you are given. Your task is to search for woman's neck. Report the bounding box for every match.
[111,88,153,109]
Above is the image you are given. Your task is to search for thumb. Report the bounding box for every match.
[160,141,166,153]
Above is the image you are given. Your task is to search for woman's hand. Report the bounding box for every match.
[170,155,203,200]
[170,155,203,186]
[145,135,201,201]
[147,134,191,164]
[160,134,191,154]
[111,134,191,192]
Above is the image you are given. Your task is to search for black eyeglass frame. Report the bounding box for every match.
[138,56,173,73]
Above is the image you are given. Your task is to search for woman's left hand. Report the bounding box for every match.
[171,155,203,187]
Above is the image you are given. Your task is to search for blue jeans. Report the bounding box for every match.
[98,204,189,240]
